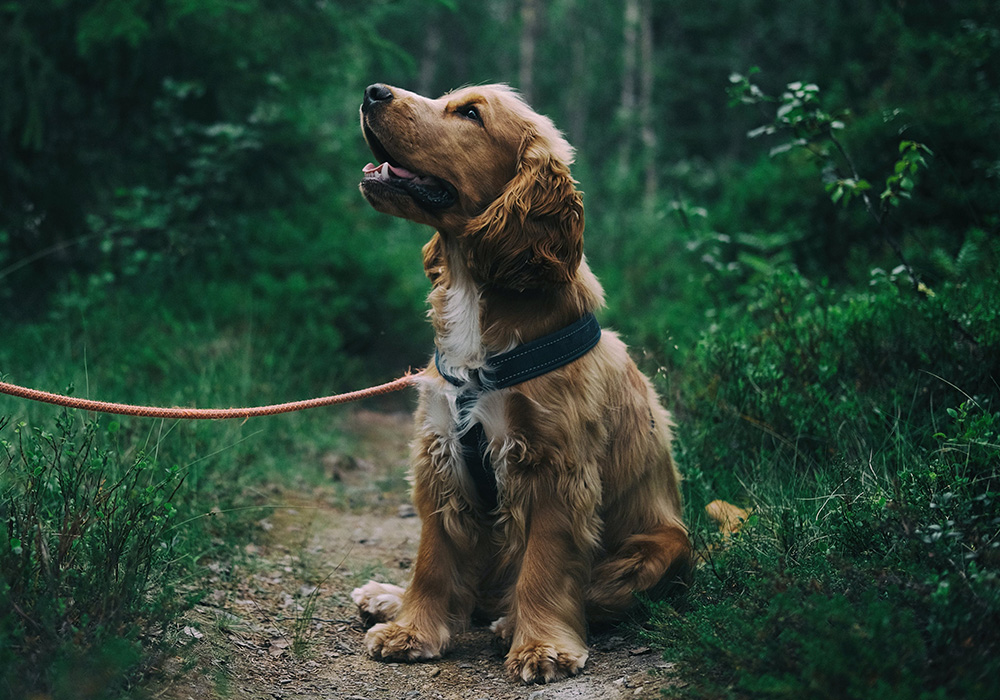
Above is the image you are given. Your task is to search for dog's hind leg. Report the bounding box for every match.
[585,523,692,621]
[351,581,406,624]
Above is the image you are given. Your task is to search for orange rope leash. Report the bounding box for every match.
[0,372,422,420]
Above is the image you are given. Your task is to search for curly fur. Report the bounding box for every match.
[354,83,692,684]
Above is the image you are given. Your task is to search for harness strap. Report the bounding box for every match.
[435,312,602,510]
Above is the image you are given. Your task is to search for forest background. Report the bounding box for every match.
[1,1,998,698]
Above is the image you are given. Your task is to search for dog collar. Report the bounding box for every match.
[433,312,602,511]
[434,312,602,392]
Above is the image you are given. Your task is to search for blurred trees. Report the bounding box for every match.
[1,0,997,360]
[2,0,361,305]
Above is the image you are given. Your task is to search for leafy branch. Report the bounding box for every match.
[728,70,934,294]
[727,70,985,348]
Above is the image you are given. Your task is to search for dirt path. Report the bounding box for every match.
[149,410,686,700]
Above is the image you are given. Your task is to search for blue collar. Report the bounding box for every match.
[434,312,602,391]
[433,312,602,511]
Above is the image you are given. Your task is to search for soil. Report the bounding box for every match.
[148,409,688,700]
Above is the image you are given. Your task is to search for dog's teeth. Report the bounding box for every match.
[363,162,392,182]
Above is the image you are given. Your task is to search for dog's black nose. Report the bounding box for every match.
[363,84,393,113]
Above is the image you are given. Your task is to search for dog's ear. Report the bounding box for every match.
[422,232,446,286]
[463,132,584,291]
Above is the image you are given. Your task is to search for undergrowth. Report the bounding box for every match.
[0,276,395,698]
[0,412,183,698]
[653,390,999,698]
[641,75,1000,699]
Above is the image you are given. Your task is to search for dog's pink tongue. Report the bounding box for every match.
[363,162,382,174]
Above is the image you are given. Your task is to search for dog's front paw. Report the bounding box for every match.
[364,621,448,662]
[505,640,588,684]
[351,580,405,624]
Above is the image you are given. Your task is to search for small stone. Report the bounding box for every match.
[398,503,417,518]
[428,667,441,677]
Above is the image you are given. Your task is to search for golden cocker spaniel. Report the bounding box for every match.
[351,83,691,684]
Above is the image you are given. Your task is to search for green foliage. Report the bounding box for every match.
[651,62,999,694]
[619,186,998,700]
[655,388,999,698]
[639,22,1000,685]
[741,73,935,224]
[685,268,996,481]
[0,412,182,699]
[881,141,934,209]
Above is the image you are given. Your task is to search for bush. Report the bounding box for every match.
[650,258,1000,698]
[0,412,184,699]
[654,398,999,698]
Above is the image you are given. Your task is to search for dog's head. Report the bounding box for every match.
[360,83,584,291]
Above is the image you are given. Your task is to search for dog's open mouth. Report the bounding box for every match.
[362,124,457,210]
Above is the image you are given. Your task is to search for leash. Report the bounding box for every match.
[0,372,422,420]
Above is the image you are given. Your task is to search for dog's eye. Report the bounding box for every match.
[458,105,482,124]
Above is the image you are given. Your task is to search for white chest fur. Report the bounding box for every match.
[435,265,484,376]
[420,376,512,506]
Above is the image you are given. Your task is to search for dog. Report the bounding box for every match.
[350,83,691,684]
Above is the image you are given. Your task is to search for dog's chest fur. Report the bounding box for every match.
[434,264,486,375]
[422,267,514,505]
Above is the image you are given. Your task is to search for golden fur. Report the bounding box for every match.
[351,83,691,683]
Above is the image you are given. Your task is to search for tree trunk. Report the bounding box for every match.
[417,20,442,97]
[519,0,538,104]
[639,0,658,202]
[618,0,640,174]
[568,1,587,151]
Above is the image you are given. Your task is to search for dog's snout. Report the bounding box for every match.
[363,84,393,113]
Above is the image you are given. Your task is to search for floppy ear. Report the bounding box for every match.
[462,133,584,291]
[422,232,446,286]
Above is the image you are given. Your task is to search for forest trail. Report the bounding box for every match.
[149,409,685,700]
